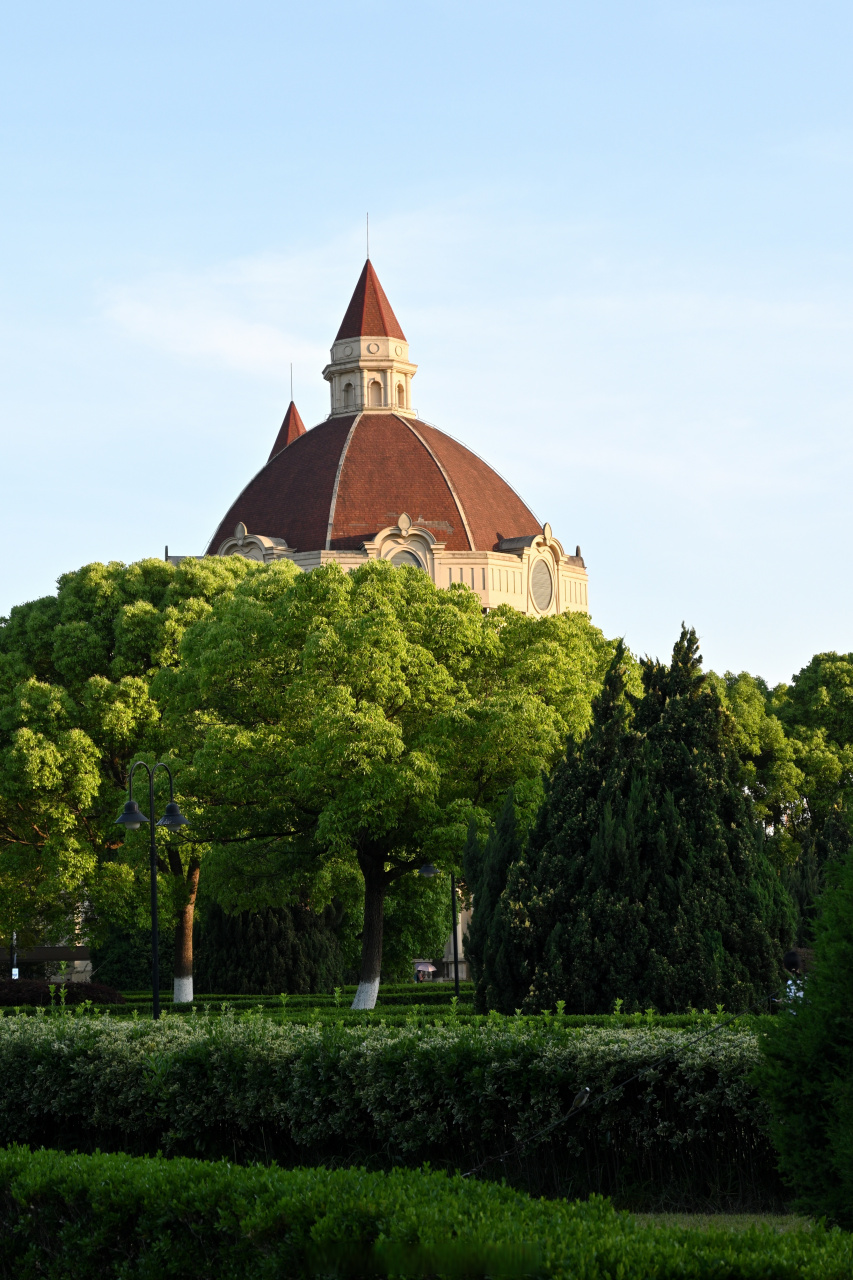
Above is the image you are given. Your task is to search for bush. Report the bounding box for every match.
[0,979,125,1007]
[756,839,853,1226]
[2,1146,851,1280]
[0,1014,781,1209]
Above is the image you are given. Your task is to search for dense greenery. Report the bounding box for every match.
[757,840,853,1227]
[482,629,794,1014]
[713,655,853,945]
[0,557,255,995]
[193,901,345,995]
[0,1011,781,1207]
[5,1147,850,1280]
[154,558,614,1005]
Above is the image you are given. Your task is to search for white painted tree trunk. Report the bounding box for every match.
[350,977,380,1010]
[173,975,193,1004]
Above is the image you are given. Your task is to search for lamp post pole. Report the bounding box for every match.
[115,761,189,1021]
[450,870,460,998]
[419,863,461,994]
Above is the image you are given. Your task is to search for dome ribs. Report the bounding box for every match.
[335,260,406,342]
[412,421,541,550]
[329,414,469,550]
[205,416,357,554]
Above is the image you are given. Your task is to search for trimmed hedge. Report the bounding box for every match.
[0,1013,780,1208]
[1,1146,851,1279]
[0,979,125,1007]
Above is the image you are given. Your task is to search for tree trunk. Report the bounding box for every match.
[351,855,386,1010]
[173,862,200,1004]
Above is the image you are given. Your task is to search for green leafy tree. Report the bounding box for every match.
[0,556,253,992]
[156,559,614,1008]
[756,837,853,1226]
[504,628,794,1014]
[715,656,853,945]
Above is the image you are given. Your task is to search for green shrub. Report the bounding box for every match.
[0,1014,780,1208]
[756,839,853,1226]
[1,1146,851,1279]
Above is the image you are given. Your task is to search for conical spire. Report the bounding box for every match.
[335,260,406,342]
[268,401,306,460]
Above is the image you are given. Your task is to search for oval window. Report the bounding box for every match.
[530,558,553,611]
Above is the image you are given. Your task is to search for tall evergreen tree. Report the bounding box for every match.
[757,831,853,1226]
[463,791,528,1013]
[193,901,344,995]
[508,628,794,1013]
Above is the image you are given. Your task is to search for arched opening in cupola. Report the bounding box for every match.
[343,382,354,409]
[368,379,383,407]
[396,383,405,407]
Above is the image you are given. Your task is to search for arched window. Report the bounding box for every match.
[343,382,354,409]
[396,383,405,407]
[390,549,424,569]
[369,379,382,407]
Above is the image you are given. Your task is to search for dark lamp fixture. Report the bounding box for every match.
[418,864,437,878]
[156,801,189,831]
[115,800,149,830]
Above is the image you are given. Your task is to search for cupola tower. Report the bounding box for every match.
[322,260,417,417]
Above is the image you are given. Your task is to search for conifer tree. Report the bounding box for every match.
[511,628,794,1013]
[463,792,529,1013]
[757,833,853,1226]
[193,901,344,994]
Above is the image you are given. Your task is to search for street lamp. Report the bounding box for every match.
[419,864,461,998]
[115,761,189,1020]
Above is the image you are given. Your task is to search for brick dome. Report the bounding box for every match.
[206,411,541,555]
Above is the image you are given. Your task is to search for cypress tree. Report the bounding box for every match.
[512,628,794,1013]
[463,792,529,1013]
[757,827,853,1226]
[193,901,344,995]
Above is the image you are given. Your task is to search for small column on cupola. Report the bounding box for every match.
[267,401,306,461]
[322,260,418,418]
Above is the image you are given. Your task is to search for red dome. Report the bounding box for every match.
[206,412,541,555]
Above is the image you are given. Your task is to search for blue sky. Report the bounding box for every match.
[1,2,850,685]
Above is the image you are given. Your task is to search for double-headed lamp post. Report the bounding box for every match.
[114,761,189,1020]
[419,864,460,998]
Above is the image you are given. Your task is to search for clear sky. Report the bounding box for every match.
[1,2,850,685]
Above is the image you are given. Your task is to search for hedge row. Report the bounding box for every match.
[2,1146,850,1280]
[0,1014,780,1208]
[0,980,125,1007]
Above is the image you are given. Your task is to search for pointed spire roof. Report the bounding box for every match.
[268,401,306,460]
[335,260,406,342]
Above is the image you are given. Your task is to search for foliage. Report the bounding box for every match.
[506,629,794,1014]
[715,656,853,945]
[155,559,615,1001]
[0,1012,782,1208]
[756,840,853,1227]
[89,921,174,991]
[0,556,256,970]
[193,900,345,995]
[0,979,124,1006]
[463,790,529,1013]
[5,1147,851,1280]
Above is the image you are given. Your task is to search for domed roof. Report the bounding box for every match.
[206,411,541,555]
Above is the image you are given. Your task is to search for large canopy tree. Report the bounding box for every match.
[156,558,614,1008]
[711,656,853,944]
[0,556,254,988]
